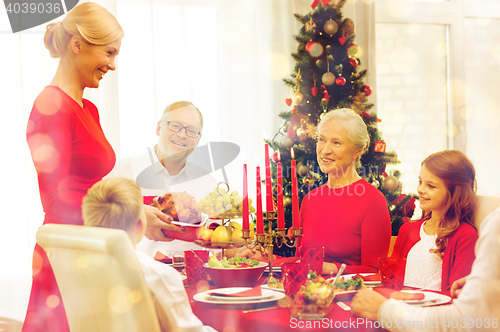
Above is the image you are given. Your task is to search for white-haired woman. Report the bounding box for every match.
[297,108,391,275]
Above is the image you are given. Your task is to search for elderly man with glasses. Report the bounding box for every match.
[108,101,221,255]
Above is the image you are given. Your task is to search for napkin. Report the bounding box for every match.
[154,251,172,264]
[353,273,380,282]
[208,286,262,297]
[373,287,425,301]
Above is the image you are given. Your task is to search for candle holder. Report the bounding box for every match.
[253,211,303,285]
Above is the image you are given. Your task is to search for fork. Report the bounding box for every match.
[337,301,351,311]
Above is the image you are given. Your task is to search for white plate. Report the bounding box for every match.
[399,291,451,306]
[340,273,381,286]
[194,287,286,304]
[180,274,187,281]
[205,287,275,301]
[261,284,284,293]
[171,213,209,228]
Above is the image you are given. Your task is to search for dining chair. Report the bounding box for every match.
[475,195,500,230]
[36,224,161,332]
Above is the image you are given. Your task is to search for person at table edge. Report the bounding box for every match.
[297,108,391,275]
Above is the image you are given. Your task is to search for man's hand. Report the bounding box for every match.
[143,205,179,241]
[450,276,467,299]
[351,289,387,321]
[322,262,338,276]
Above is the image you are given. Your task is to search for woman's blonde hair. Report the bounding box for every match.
[82,177,144,238]
[44,2,124,58]
[317,108,370,168]
[420,150,477,257]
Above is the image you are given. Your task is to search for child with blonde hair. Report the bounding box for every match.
[82,177,215,332]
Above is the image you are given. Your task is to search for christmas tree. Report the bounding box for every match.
[266,0,417,256]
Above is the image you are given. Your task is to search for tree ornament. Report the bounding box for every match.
[305,18,316,32]
[383,175,399,191]
[285,98,292,106]
[328,54,334,61]
[349,58,358,69]
[335,77,346,86]
[340,18,355,38]
[322,72,335,86]
[292,91,304,105]
[311,86,318,96]
[306,42,324,58]
[348,44,360,58]
[297,161,308,176]
[296,128,306,139]
[303,176,316,187]
[338,37,346,45]
[283,195,292,208]
[374,141,386,153]
[316,59,324,68]
[325,45,332,53]
[362,84,372,96]
[323,19,339,35]
[272,151,279,163]
[371,179,380,188]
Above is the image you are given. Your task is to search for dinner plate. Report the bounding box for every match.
[399,291,451,306]
[340,273,381,286]
[194,287,286,304]
[205,287,275,301]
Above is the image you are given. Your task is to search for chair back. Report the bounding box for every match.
[475,195,500,230]
[36,224,161,332]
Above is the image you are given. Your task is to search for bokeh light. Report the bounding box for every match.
[46,295,60,309]
[307,42,324,58]
[128,290,142,304]
[108,286,133,313]
[28,134,60,173]
[34,93,62,116]
[77,256,90,269]
[446,124,459,137]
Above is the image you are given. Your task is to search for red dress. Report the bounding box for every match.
[23,86,116,332]
[297,179,391,274]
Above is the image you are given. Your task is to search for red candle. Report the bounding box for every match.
[243,163,249,231]
[256,166,264,234]
[291,148,300,228]
[277,151,285,229]
[265,144,273,212]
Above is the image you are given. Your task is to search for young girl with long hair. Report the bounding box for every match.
[391,150,478,292]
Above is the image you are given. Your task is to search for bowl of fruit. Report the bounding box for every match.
[289,272,335,320]
[205,256,268,288]
[197,184,256,220]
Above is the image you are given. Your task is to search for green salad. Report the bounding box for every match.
[208,255,259,268]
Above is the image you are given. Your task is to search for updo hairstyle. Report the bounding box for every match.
[44,2,124,58]
[317,108,370,168]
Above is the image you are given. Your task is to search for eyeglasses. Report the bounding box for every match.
[160,121,201,138]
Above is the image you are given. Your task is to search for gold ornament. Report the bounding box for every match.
[348,45,360,59]
[383,175,399,191]
[292,91,304,105]
[323,20,339,35]
[341,18,355,38]
[297,161,308,177]
[296,128,306,139]
[303,176,316,187]
[305,19,316,32]
[322,72,335,86]
[284,195,292,208]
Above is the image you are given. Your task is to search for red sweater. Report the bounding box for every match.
[391,220,478,292]
[298,179,391,274]
[24,86,116,332]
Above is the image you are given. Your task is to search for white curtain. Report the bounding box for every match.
[0,0,369,319]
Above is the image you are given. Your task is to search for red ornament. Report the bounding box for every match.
[335,77,346,86]
[361,111,371,118]
[311,0,331,9]
[338,37,346,45]
[291,106,298,115]
[362,84,372,96]
[285,98,292,106]
[272,152,279,163]
[311,87,318,96]
[374,141,387,153]
[349,58,358,69]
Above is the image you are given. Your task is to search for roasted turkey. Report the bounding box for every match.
[150,192,201,224]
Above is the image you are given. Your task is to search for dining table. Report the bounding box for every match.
[184,275,391,332]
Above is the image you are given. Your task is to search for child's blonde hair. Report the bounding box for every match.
[82,177,144,238]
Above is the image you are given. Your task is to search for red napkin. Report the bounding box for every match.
[373,287,425,301]
[353,273,381,282]
[209,286,262,297]
[154,251,172,264]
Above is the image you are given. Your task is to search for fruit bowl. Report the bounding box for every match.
[194,240,247,249]
[204,262,268,288]
[289,293,335,319]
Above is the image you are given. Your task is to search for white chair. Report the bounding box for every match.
[475,195,500,230]
[36,224,161,332]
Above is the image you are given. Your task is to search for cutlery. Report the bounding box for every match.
[336,301,351,311]
[242,306,280,313]
[328,263,347,285]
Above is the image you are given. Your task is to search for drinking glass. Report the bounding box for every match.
[298,246,324,276]
[282,262,309,296]
[172,252,185,273]
[184,250,209,287]
[378,257,406,290]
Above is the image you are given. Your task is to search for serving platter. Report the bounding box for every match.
[194,287,285,305]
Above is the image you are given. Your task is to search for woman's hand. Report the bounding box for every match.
[143,205,178,241]
[322,262,338,276]
[351,289,387,321]
[450,276,467,299]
